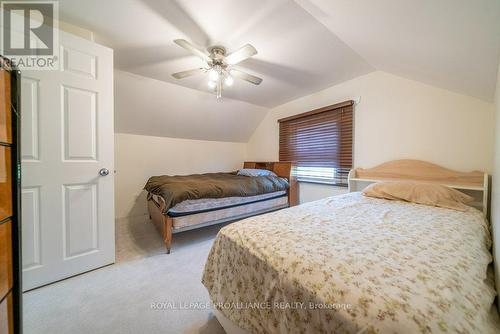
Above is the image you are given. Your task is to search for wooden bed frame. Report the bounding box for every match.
[147,161,298,254]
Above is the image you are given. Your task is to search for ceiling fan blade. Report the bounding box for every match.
[225,44,257,65]
[174,39,211,63]
[230,69,263,85]
[172,68,205,79]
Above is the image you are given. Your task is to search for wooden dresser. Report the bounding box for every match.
[0,58,22,334]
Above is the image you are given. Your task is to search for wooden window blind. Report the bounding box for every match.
[278,100,353,186]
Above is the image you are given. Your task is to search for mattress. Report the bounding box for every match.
[202,192,500,334]
[167,191,287,216]
[171,195,288,231]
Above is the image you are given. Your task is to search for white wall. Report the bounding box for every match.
[114,133,247,219]
[247,71,496,202]
[492,60,500,302]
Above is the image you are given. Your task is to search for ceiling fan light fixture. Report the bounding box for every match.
[171,39,262,99]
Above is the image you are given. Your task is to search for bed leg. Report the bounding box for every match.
[164,216,173,254]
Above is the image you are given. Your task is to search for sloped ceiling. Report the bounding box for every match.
[296,0,500,102]
[114,70,268,142]
[58,0,500,142]
[58,0,374,108]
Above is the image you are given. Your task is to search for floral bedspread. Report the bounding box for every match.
[202,192,499,333]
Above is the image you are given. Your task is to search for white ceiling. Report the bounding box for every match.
[58,0,500,142]
[59,0,500,105]
[296,0,500,102]
[58,0,374,108]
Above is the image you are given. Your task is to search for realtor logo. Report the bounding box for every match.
[0,0,59,70]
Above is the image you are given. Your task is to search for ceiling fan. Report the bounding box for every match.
[171,39,263,99]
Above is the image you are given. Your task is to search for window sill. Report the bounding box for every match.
[298,180,348,187]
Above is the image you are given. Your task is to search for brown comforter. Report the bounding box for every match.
[144,172,289,213]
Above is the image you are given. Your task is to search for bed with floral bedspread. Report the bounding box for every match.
[202,192,500,333]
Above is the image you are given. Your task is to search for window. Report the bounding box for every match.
[278,100,353,186]
[295,166,338,184]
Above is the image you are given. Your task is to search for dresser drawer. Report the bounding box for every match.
[0,68,12,144]
[0,146,12,222]
[0,292,13,334]
[0,220,13,299]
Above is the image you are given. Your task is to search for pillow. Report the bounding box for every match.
[237,168,277,177]
[362,181,474,211]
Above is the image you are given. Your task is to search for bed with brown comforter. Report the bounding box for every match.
[144,172,289,214]
[144,164,294,254]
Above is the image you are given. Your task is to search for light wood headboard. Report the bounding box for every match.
[348,159,489,216]
[243,161,298,206]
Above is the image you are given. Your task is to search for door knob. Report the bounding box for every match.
[99,168,110,176]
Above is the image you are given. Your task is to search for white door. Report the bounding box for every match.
[21,31,115,290]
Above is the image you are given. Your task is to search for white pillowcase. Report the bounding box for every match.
[237,168,277,177]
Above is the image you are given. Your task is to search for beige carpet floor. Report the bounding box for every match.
[23,215,227,334]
